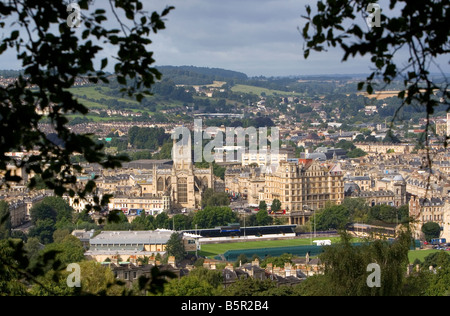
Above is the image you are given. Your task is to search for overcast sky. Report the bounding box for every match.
[136,0,448,77]
[150,0,373,77]
[1,0,448,78]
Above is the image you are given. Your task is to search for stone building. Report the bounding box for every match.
[109,256,188,288]
[88,136,217,212]
[263,159,344,212]
[108,194,171,215]
[150,136,215,210]
[355,143,413,155]
[8,200,27,228]
[226,159,345,213]
[344,174,407,208]
[409,195,447,240]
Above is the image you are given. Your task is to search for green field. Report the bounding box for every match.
[67,85,186,114]
[67,86,140,106]
[200,238,441,263]
[408,249,443,263]
[231,84,303,97]
[199,237,345,258]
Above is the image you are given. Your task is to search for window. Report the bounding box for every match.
[178,178,188,204]
[157,177,164,191]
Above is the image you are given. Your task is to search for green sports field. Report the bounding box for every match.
[199,237,440,263]
[199,237,344,258]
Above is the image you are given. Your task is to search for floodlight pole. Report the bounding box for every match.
[244,213,246,239]
[314,209,316,238]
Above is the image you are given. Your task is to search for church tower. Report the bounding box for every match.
[172,130,193,171]
[171,129,196,210]
[393,175,407,207]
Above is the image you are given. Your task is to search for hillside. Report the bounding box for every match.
[5,65,445,127]
[156,65,248,85]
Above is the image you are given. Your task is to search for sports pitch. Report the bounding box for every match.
[199,237,343,258]
[199,237,437,263]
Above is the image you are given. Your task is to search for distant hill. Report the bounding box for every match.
[156,65,248,85]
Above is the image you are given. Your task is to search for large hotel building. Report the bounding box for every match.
[226,159,345,213]
[263,159,345,212]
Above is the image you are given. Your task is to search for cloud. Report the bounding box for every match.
[2,0,445,78]
[150,0,317,76]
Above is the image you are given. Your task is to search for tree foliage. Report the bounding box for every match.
[0,0,174,208]
[303,231,412,296]
[165,233,185,263]
[421,222,442,242]
[255,209,273,226]
[192,206,237,229]
[313,204,350,231]
[163,267,222,296]
[202,188,230,208]
[0,0,174,294]
[270,199,282,212]
[0,200,11,240]
[128,126,170,150]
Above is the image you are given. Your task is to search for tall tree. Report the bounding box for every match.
[258,201,268,211]
[30,196,74,224]
[270,199,282,212]
[313,204,350,231]
[165,233,186,263]
[421,222,442,242]
[256,209,273,226]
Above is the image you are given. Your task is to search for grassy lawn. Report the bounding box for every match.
[199,238,445,263]
[199,237,346,258]
[231,84,303,97]
[408,249,443,263]
[68,86,185,115]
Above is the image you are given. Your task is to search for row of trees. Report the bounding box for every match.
[6,195,278,245]
[302,199,442,242]
[127,126,170,150]
[309,199,410,232]
[104,134,174,161]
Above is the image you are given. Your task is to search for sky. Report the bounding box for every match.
[0,0,448,78]
[150,0,373,77]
